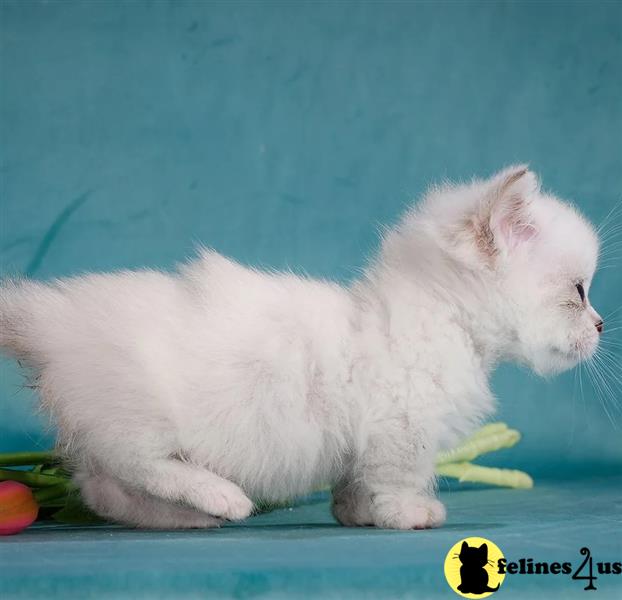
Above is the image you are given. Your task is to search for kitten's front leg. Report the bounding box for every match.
[332,418,445,530]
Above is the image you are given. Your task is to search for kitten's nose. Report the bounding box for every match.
[595,320,604,334]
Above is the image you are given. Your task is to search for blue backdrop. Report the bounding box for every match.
[1,0,621,480]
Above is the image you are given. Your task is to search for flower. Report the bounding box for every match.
[0,480,39,535]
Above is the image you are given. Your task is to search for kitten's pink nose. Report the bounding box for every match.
[595,320,604,334]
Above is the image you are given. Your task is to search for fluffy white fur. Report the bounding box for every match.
[0,166,603,529]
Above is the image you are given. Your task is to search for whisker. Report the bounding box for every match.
[593,356,622,393]
[600,228,622,247]
[594,348,622,377]
[603,305,622,320]
[599,236,622,254]
[578,359,587,423]
[597,200,622,235]
[599,250,622,261]
[600,233,622,246]
[598,254,622,265]
[584,359,619,426]
[599,342,622,352]
[598,255,622,263]
[600,221,622,239]
[599,230,622,245]
[590,357,621,412]
[599,212,622,239]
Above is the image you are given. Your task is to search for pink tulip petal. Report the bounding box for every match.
[0,480,39,535]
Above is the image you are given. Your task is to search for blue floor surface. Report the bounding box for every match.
[1,476,620,599]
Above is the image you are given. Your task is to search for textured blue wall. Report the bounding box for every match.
[1,0,621,478]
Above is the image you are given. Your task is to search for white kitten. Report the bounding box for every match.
[0,166,603,529]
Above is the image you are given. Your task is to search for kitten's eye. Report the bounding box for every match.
[576,283,585,302]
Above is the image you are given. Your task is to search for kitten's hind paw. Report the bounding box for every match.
[206,480,254,521]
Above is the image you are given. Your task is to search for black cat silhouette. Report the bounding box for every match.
[456,541,500,594]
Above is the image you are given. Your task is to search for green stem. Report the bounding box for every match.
[436,429,520,465]
[437,462,533,489]
[33,482,74,503]
[0,468,67,487]
[0,451,57,467]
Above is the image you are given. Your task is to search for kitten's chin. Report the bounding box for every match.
[530,346,583,377]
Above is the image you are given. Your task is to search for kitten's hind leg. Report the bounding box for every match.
[79,474,223,529]
[76,417,254,522]
[94,454,254,522]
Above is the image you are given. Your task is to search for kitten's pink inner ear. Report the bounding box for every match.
[489,166,539,252]
[499,218,538,250]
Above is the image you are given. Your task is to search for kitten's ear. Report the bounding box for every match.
[480,165,539,255]
[461,541,469,551]
[479,543,488,553]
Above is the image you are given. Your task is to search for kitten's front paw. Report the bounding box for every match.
[371,493,446,530]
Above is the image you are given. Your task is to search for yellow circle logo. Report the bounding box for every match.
[444,537,506,598]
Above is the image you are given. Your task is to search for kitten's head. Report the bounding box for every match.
[460,166,602,375]
[490,167,601,375]
[389,165,602,375]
